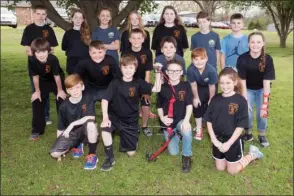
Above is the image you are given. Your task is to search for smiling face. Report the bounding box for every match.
[89,47,106,63]
[72,12,84,27]
[66,82,84,98]
[220,74,237,95]
[99,9,111,26]
[35,50,49,63]
[165,63,183,82]
[121,64,136,80]
[230,19,244,33]
[163,8,176,24]
[129,12,140,27]
[249,34,264,54]
[192,56,208,70]
[161,42,176,58]
[129,32,144,48]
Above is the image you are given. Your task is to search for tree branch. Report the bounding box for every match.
[79,0,99,31]
[192,0,204,11]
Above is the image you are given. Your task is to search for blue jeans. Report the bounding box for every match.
[247,88,267,132]
[163,120,192,156]
[29,76,50,120]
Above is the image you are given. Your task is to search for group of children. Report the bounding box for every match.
[20,5,275,174]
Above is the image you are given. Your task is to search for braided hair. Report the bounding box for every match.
[248,31,266,72]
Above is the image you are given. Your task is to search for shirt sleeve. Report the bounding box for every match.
[151,26,159,50]
[208,67,218,85]
[48,27,58,47]
[91,29,98,40]
[186,66,196,83]
[264,55,275,80]
[220,37,227,54]
[190,34,196,50]
[236,55,246,79]
[114,28,120,41]
[181,26,189,49]
[236,97,249,129]
[145,30,151,50]
[51,56,61,75]
[61,31,68,51]
[20,26,30,46]
[215,33,221,50]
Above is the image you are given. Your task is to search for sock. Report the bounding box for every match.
[104,144,114,159]
[195,118,202,132]
[88,142,97,155]
[238,154,255,171]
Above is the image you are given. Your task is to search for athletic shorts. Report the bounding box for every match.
[102,115,139,152]
[140,93,151,107]
[212,137,244,163]
[87,86,107,102]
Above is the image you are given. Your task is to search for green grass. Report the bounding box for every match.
[1,26,293,195]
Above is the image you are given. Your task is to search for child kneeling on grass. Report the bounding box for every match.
[204,68,263,175]
[157,59,193,173]
[100,54,162,171]
[29,38,66,141]
[50,74,99,170]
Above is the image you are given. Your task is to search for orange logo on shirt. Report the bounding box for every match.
[228,103,239,115]
[101,66,110,75]
[82,104,87,113]
[259,63,265,72]
[129,87,136,97]
[178,90,186,101]
[140,54,147,64]
[173,30,180,38]
[45,65,51,73]
[42,30,49,38]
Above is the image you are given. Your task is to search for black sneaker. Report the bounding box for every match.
[101,157,115,172]
[142,127,153,137]
[258,135,270,147]
[182,156,192,173]
[242,133,254,142]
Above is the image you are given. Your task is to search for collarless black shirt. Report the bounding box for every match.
[151,24,189,57]
[75,55,118,90]
[21,23,58,47]
[120,29,151,53]
[204,93,248,138]
[103,78,152,123]
[157,81,193,129]
[121,48,153,80]
[61,29,89,58]
[29,54,62,82]
[58,92,96,130]
[237,51,275,90]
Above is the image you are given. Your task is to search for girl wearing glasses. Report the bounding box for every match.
[187,48,218,141]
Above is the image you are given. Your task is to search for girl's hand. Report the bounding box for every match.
[161,115,173,126]
[260,103,268,118]
[219,142,231,153]
[31,91,41,102]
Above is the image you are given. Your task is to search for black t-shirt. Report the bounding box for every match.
[103,78,152,123]
[29,54,62,82]
[75,55,118,90]
[204,93,248,138]
[61,29,89,58]
[237,51,275,90]
[156,81,193,129]
[21,23,58,47]
[58,92,96,130]
[151,24,189,57]
[120,29,151,53]
[121,48,153,80]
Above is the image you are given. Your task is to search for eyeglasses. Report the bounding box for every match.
[166,69,182,74]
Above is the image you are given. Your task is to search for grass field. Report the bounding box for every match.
[1,25,293,195]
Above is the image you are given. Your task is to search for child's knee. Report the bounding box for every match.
[87,122,98,143]
[127,151,136,157]
[51,151,63,159]
[227,167,239,175]
[216,165,226,171]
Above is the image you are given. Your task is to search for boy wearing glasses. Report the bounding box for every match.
[186,48,218,141]
[157,59,193,173]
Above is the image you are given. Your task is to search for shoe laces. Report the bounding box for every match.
[72,148,79,153]
[259,136,267,142]
[86,154,96,163]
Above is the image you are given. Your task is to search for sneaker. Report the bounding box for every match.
[84,154,98,170]
[194,128,203,140]
[243,133,254,142]
[249,145,264,159]
[258,135,270,147]
[72,143,84,158]
[142,127,153,137]
[101,157,115,171]
[45,118,52,125]
[29,133,40,141]
[182,156,192,173]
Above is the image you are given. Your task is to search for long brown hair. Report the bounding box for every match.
[126,11,147,38]
[159,5,183,26]
[71,9,91,45]
[248,31,266,72]
[219,68,242,93]
[97,7,112,27]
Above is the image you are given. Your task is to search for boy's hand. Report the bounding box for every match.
[160,115,173,126]
[141,94,150,104]
[25,46,32,56]
[153,62,163,73]
[181,120,191,132]
[57,90,67,100]
[219,142,231,153]
[101,118,111,128]
[193,98,201,108]
[62,125,73,138]
[31,91,41,102]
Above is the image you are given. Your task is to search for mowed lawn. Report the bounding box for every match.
[1,26,293,195]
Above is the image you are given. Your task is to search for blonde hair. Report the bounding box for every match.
[126,11,147,38]
[65,74,84,89]
[248,31,266,72]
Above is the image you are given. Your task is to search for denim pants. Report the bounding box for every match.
[29,76,50,120]
[163,120,192,156]
[247,88,267,132]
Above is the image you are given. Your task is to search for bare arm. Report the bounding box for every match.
[208,84,216,101]
[33,75,40,92]
[190,82,199,99]
[25,46,32,56]
[225,127,243,146]
[207,122,222,148]
[184,105,192,122]
[240,79,248,100]
[263,80,271,98]
[151,72,162,93]
[54,75,64,92]
[62,116,95,137]
[104,40,120,50]
[220,53,225,70]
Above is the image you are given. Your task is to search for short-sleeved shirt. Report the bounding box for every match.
[61,29,89,58]
[58,92,96,130]
[204,93,248,138]
[75,55,118,90]
[120,29,150,53]
[103,78,152,124]
[157,81,193,129]
[236,52,275,90]
[21,23,58,47]
[121,48,153,80]
[220,34,249,68]
[190,31,221,68]
[91,27,120,64]
[29,54,61,82]
[151,24,189,57]
[154,54,186,75]
[186,63,218,87]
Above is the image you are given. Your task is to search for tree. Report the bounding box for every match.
[192,0,230,17]
[12,0,158,32]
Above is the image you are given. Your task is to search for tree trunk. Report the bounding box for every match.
[79,1,99,31]
[279,35,287,48]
